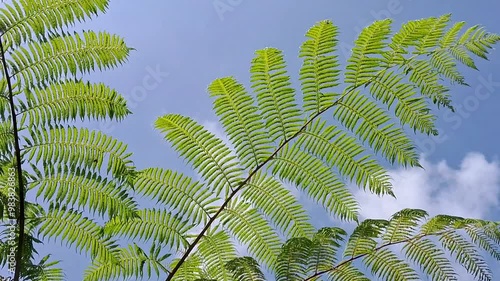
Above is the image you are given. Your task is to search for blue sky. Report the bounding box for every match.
[6,0,500,279]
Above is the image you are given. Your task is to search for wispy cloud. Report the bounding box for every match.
[355,152,500,220]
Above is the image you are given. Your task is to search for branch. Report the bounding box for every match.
[0,36,26,281]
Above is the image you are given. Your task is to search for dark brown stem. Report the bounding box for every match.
[0,37,26,281]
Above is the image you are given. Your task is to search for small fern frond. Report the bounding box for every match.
[363,248,420,280]
[276,237,311,281]
[382,209,428,243]
[208,77,272,169]
[250,47,303,143]
[225,257,266,281]
[344,219,389,258]
[169,255,204,281]
[368,70,437,135]
[403,238,456,281]
[345,19,391,87]
[308,227,346,274]
[439,231,492,281]
[299,20,340,114]
[155,114,243,197]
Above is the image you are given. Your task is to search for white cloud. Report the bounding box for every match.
[355,152,500,220]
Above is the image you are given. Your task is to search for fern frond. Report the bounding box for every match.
[23,125,135,185]
[327,263,369,281]
[208,77,272,169]
[439,231,492,281]
[31,164,137,219]
[297,119,392,195]
[403,238,457,281]
[134,168,218,224]
[83,243,170,281]
[155,114,243,197]
[415,14,451,54]
[0,0,109,48]
[23,255,64,281]
[169,255,204,281]
[104,209,192,250]
[345,19,391,87]
[220,201,282,269]
[197,230,237,281]
[368,70,437,135]
[225,257,266,281]
[344,219,389,258]
[334,90,419,166]
[8,31,130,86]
[363,248,420,280]
[276,237,311,281]
[19,80,130,127]
[308,227,345,274]
[242,171,315,238]
[39,204,119,262]
[270,143,358,221]
[382,209,427,243]
[250,47,302,143]
[299,20,340,114]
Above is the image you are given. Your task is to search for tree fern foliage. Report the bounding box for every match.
[148,14,499,281]
[0,1,499,280]
[0,0,138,280]
[226,210,500,281]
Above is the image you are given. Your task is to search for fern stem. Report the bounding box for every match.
[0,36,25,281]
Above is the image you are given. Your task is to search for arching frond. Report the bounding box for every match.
[155,114,243,197]
[333,89,419,166]
[19,80,130,127]
[196,230,237,281]
[104,209,192,250]
[270,143,358,221]
[8,31,130,86]
[134,168,218,225]
[0,0,110,48]
[23,125,135,185]
[297,119,392,195]
[299,20,340,114]
[38,204,119,262]
[208,77,272,169]
[219,201,282,269]
[250,47,302,143]
[276,237,311,281]
[31,165,137,219]
[241,171,315,238]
